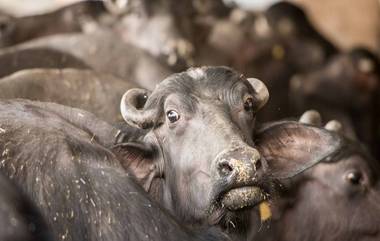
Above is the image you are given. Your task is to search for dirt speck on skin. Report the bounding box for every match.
[227,159,253,183]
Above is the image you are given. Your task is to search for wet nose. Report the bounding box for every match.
[216,147,262,183]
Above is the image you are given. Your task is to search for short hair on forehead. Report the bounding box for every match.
[144,66,244,110]
[170,93,199,114]
[186,66,241,89]
[156,66,241,92]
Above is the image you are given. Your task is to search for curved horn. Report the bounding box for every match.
[120,88,159,129]
[299,110,322,126]
[324,120,343,133]
[104,0,129,16]
[247,78,269,111]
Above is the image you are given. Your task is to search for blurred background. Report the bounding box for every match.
[0,0,379,52]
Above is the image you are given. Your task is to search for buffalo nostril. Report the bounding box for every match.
[254,158,262,171]
[218,161,234,177]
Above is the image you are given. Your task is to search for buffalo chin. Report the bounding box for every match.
[221,186,267,211]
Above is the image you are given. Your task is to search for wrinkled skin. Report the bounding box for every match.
[0,99,231,241]
[0,29,173,90]
[290,48,380,158]
[0,1,107,48]
[0,68,135,123]
[116,66,343,239]
[249,126,380,241]
[0,173,53,241]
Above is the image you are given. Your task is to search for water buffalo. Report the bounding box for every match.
[114,0,198,69]
[195,8,257,67]
[118,0,236,69]
[249,110,380,241]
[0,67,343,240]
[0,0,197,71]
[0,172,53,241]
[0,99,231,241]
[290,48,380,158]
[264,1,338,72]
[238,0,338,77]
[114,0,234,69]
[0,1,107,48]
[236,1,339,122]
[116,66,343,239]
[0,29,173,90]
[0,68,135,123]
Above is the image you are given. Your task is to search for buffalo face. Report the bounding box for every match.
[115,66,343,231]
[251,116,380,241]
[302,153,380,241]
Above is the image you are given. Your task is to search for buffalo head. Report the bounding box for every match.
[250,111,380,241]
[114,66,342,234]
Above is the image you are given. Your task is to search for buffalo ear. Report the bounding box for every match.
[111,142,161,191]
[255,121,342,179]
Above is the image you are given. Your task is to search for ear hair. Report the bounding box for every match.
[255,121,343,179]
[111,142,161,191]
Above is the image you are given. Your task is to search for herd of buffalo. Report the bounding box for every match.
[0,0,379,241]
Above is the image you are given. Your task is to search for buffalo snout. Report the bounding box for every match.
[215,146,264,186]
[212,146,268,211]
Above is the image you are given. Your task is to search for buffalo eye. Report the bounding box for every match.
[167,110,180,123]
[346,171,362,185]
[244,96,255,112]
